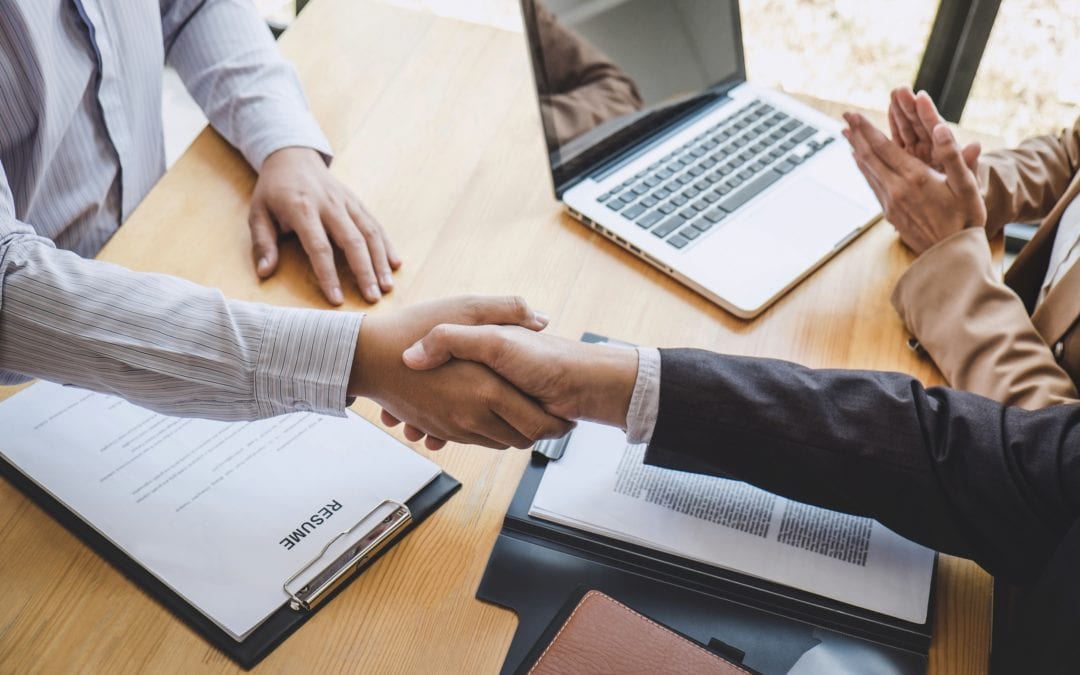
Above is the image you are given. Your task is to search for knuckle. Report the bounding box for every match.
[508,295,530,321]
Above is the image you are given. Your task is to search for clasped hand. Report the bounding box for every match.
[844,88,986,255]
[376,317,639,451]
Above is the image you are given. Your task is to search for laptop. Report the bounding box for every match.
[521,0,881,318]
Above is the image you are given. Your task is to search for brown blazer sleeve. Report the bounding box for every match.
[891,228,1078,408]
[980,116,1080,237]
[534,4,643,144]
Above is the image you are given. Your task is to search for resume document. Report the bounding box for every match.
[0,382,441,640]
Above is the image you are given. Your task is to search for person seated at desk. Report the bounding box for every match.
[0,2,571,449]
[393,315,1080,672]
[849,86,1080,410]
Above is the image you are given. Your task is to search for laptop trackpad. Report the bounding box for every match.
[692,177,868,311]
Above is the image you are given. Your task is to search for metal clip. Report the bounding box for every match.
[283,499,411,611]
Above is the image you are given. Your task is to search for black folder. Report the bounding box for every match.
[476,335,936,674]
[0,456,459,669]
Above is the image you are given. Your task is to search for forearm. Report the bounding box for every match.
[980,117,1080,236]
[0,224,360,420]
[644,349,1080,581]
[162,0,331,170]
[892,228,1077,408]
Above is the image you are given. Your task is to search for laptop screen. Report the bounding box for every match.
[521,0,745,193]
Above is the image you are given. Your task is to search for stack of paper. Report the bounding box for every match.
[530,422,935,623]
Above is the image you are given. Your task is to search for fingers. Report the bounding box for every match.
[931,124,980,199]
[843,113,899,183]
[278,203,345,305]
[888,88,918,150]
[846,112,920,179]
[381,409,402,427]
[349,200,401,273]
[491,382,574,445]
[465,295,549,331]
[961,141,982,174]
[323,205,382,303]
[403,324,504,371]
[913,90,947,141]
[248,206,280,279]
[896,86,932,148]
[346,201,396,298]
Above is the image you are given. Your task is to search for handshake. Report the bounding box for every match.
[349,296,640,450]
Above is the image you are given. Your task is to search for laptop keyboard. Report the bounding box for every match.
[595,99,835,249]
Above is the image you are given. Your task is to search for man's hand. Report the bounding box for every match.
[887,87,981,175]
[250,147,400,305]
[844,111,987,255]
[350,297,575,451]
[395,325,639,448]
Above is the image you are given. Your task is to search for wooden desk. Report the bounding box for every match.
[0,0,991,671]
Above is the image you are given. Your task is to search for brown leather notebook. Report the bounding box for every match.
[527,591,752,675]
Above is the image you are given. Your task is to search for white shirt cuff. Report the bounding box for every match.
[254,307,362,417]
[625,346,661,444]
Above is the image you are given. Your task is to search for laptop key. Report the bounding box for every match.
[718,168,783,213]
[641,196,659,208]
[781,120,801,132]
[676,173,694,185]
[704,208,727,224]
[792,126,817,142]
[607,198,627,211]
[644,176,661,187]
[658,202,677,214]
[622,203,647,219]
[780,139,796,151]
[679,226,701,240]
[652,188,670,200]
[636,210,665,229]
[671,194,689,206]
[775,158,798,174]
[693,218,716,232]
[693,179,710,191]
[654,215,686,238]
[679,207,697,220]
[667,234,690,249]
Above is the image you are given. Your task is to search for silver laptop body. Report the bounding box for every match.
[523,0,881,317]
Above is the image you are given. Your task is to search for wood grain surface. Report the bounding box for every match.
[0,1,993,672]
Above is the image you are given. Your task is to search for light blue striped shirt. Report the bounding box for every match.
[0,0,362,419]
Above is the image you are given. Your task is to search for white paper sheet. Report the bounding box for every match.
[0,382,441,641]
[530,422,935,623]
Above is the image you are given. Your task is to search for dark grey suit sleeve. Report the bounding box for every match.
[644,348,1080,582]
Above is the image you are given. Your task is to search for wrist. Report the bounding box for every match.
[575,345,638,428]
[261,146,324,173]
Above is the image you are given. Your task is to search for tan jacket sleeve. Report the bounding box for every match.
[891,228,1078,408]
[980,116,1080,237]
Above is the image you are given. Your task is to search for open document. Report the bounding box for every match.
[531,422,935,623]
[0,382,441,641]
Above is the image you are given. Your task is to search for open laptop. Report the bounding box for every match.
[521,0,881,318]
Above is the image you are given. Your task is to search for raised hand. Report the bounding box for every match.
[887,87,980,175]
[393,325,639,448]
[844,111,987,255]
[349,297,575,451]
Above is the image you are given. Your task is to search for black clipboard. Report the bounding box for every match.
[476,334,935,674]
[0,452,460,669]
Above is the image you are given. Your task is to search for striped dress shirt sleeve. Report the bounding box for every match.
[0,159,362,420]
[161,0,332,170]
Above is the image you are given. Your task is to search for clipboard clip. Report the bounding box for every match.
[283,498,412,611]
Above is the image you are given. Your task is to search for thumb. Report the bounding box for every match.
[249,206,279,279]
[932,124,979,197]
[402,324,504,371]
